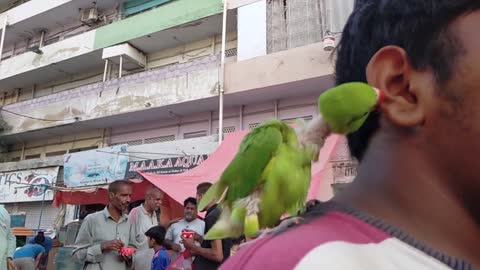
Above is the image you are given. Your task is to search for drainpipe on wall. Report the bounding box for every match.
[20,141,25,160]
[39,30,46,48]
[119,56,123,78]
[218,0,228,145]
[239,105,244,130]
[274,100,279,119]
[0,16,8,64]
[103,59,109,82]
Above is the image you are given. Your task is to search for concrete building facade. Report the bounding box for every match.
[0,0,356,231]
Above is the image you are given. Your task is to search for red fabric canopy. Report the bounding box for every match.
[53,131,341,220]
[141,131,341,206]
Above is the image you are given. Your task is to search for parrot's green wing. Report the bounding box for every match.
[258,141,311,228]
[198,120,284,210]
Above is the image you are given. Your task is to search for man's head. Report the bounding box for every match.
[108,180,132,213]
[336,1,480,212]
[338,1,480,161]
[145,225,167,249]
[196,182,212,212]
[34,232,45,245]
[183,197,198,221]
[144,188,163,213]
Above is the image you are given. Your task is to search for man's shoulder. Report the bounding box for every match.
[193,218,205,226]
[221,211,392,270]
[83,210,104,223]
[171,218,187,227]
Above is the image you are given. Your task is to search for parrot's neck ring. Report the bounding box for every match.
[373,87,386,108]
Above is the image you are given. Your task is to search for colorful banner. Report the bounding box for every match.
[64,145,129,187]
[124,155,208,179]
[0,167,59,203]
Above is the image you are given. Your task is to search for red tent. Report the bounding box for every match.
[140,131,341,206]
[53,131,342,220]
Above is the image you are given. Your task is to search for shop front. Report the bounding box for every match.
[1,166,60,234]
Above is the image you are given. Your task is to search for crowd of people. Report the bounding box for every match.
[68,179,320,270]
[70,180,239,270]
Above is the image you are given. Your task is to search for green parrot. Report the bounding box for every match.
[198,82,383,240]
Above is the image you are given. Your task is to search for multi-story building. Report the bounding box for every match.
[0,0,355,231]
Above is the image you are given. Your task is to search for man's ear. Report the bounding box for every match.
[366,46,425,127]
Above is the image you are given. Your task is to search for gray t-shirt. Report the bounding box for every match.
[166,218,205,259]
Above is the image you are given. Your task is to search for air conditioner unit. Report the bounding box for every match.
[80,8,99,24]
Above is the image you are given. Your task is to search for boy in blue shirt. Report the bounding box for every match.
[13,235,46,270]
[27,231,52,270]
[145,226,170,270]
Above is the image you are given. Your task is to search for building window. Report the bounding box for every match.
[46,150,67,157]
[184,130,207,139]
[125,140,143,146]
[248,123,261,130]
[225,48,238,58]
[69,146,98,153]
[24,154,41,160]
[144,135,176,144]
[9,157,21,162]
[282,116,313,125]
[216,126,236,134]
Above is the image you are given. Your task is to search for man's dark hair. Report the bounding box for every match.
[184,197,197,207]
[108,180,131,194]
[336,0,480,161]
[34,234,45,245]
[196,182,212,195]
[145,225,167,246]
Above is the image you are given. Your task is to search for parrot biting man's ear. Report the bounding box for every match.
[199,82,385,240]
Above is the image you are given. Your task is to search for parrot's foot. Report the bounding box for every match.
[238,217,304,251]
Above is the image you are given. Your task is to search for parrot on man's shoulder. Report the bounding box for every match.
[199,82,384,240]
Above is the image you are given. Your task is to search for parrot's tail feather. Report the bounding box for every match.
[198,181,227,211]
[296,115,331,161]
[204,220,240,240]
[204,206,243,240]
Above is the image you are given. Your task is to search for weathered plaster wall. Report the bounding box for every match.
[1,54,220,134]
[0,31,96,80]
[0,0,71,27]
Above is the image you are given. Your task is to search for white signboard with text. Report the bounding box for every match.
[0,167,59,203]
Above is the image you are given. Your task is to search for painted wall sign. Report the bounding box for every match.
[64,145,129,187]
[125,155,208,179]
[0,167,59,203]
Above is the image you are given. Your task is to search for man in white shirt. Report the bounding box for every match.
[0,204,16,270]
[130,188,163,270]
[166,197,205,260]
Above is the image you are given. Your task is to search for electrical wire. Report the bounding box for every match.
[0,107,79,122]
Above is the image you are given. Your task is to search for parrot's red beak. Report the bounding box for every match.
[373,87,386,108]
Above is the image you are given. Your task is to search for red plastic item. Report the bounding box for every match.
[119,247,136,256]
[181,231,194,239]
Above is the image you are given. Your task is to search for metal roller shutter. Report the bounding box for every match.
[4,201,60,230]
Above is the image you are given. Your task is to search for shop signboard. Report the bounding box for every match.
[0,167,59,203]
[64,145,129,187]
[124,154,208,179]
